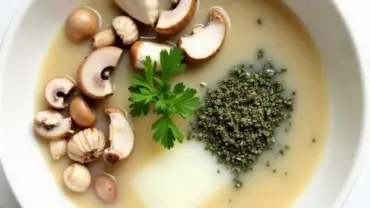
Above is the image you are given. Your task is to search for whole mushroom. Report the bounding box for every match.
[63,163,91,193]
[66,7,101,42]
[78,46,123,99]
[69,95,96,127]
[68,128,105,164]
[103,108,134,165]
[34,110,73,140]
[44,77,76,109]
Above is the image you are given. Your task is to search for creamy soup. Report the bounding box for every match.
[35,0,330,207]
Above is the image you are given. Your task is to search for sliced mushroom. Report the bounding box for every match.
[92,28,117,49]
[44,77,75,109]
[156,0,197,35]
[78,46,123,99]
[177,8,228,63]
[66,7,100,42]
[63,163,91,193]
[69,95,96,127]
[68,128,105,164]
[130,41,173,70]
[49,139,68,160]
[34,110,73,140]
[112,16,139,45]
[113,0,159,26]
[103,108,134,165]
[94,173,117,203]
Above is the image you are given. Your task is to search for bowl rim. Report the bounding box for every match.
[0,0,369,207]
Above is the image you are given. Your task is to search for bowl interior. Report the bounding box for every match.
[0,0,364,207]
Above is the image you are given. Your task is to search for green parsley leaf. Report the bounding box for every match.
[128,47,201,149]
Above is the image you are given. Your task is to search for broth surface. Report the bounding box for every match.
[35,0,330,207]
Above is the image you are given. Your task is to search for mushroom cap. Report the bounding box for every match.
[177,8,227,63]
[63,163,91,193]
[69,95,96,127]
[44,77,75,109]
[155,0,197,35]
[130,41,173,70]
[68,128,106,164]
[34,110,73,140]
[66,7,100,42]
[94,173,117,203]
[113,0,159,25]
[78,46,123,99]
[112,16,139,45]
[103,108,134,165]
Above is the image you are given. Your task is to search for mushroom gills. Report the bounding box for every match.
[113,0,159,26]
[156,0,197,35]
[45,77,75,109]
[112,16,139,45]
[130,41,173,70]
[178,8,228,63]
[78,46,123,99]
[103,108,134,165]
[34,110,73,140]
[68,128,106,164]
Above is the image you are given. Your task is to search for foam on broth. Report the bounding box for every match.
[35,0,330,207]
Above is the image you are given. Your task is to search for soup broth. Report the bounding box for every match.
[35,0,330,207]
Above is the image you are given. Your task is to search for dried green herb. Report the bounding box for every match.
[189,61,294,188]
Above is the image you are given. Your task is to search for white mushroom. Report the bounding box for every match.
[34,110,73,140]
[65,7,100,42]
[63,163,91,193]
[130,41,173,70]
[156,0,197,35]
[68,128,105,164]
[177,8,228,63]
[113,0,159,26]
[78,46,123,99]
[49,139,67,160]
[103,108,134,165]
[112,16,139,45]
[44,77,75,109]
[92,28,117,49]
[94,173,117,203]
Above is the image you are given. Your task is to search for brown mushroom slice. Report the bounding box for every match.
[103,108,134,165]
[45,77,75,109]
[177,8,227,63]
[69,95,96,127]
[78,46,123,99]
[130,41,173,70]
[155,0,197,35]
[113,0,159,26]
[34,110,73,140]
[94,173,117,203]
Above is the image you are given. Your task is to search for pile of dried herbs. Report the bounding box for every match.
[188,59,295,188]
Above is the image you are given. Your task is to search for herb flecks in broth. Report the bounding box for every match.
[128,48,201,149]
[189,60,295,188]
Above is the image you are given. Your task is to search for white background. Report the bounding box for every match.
[0,0,369,207]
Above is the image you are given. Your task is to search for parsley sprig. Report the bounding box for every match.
[128,48,201,149]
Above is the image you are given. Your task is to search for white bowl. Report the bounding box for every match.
[1,0,370,207]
